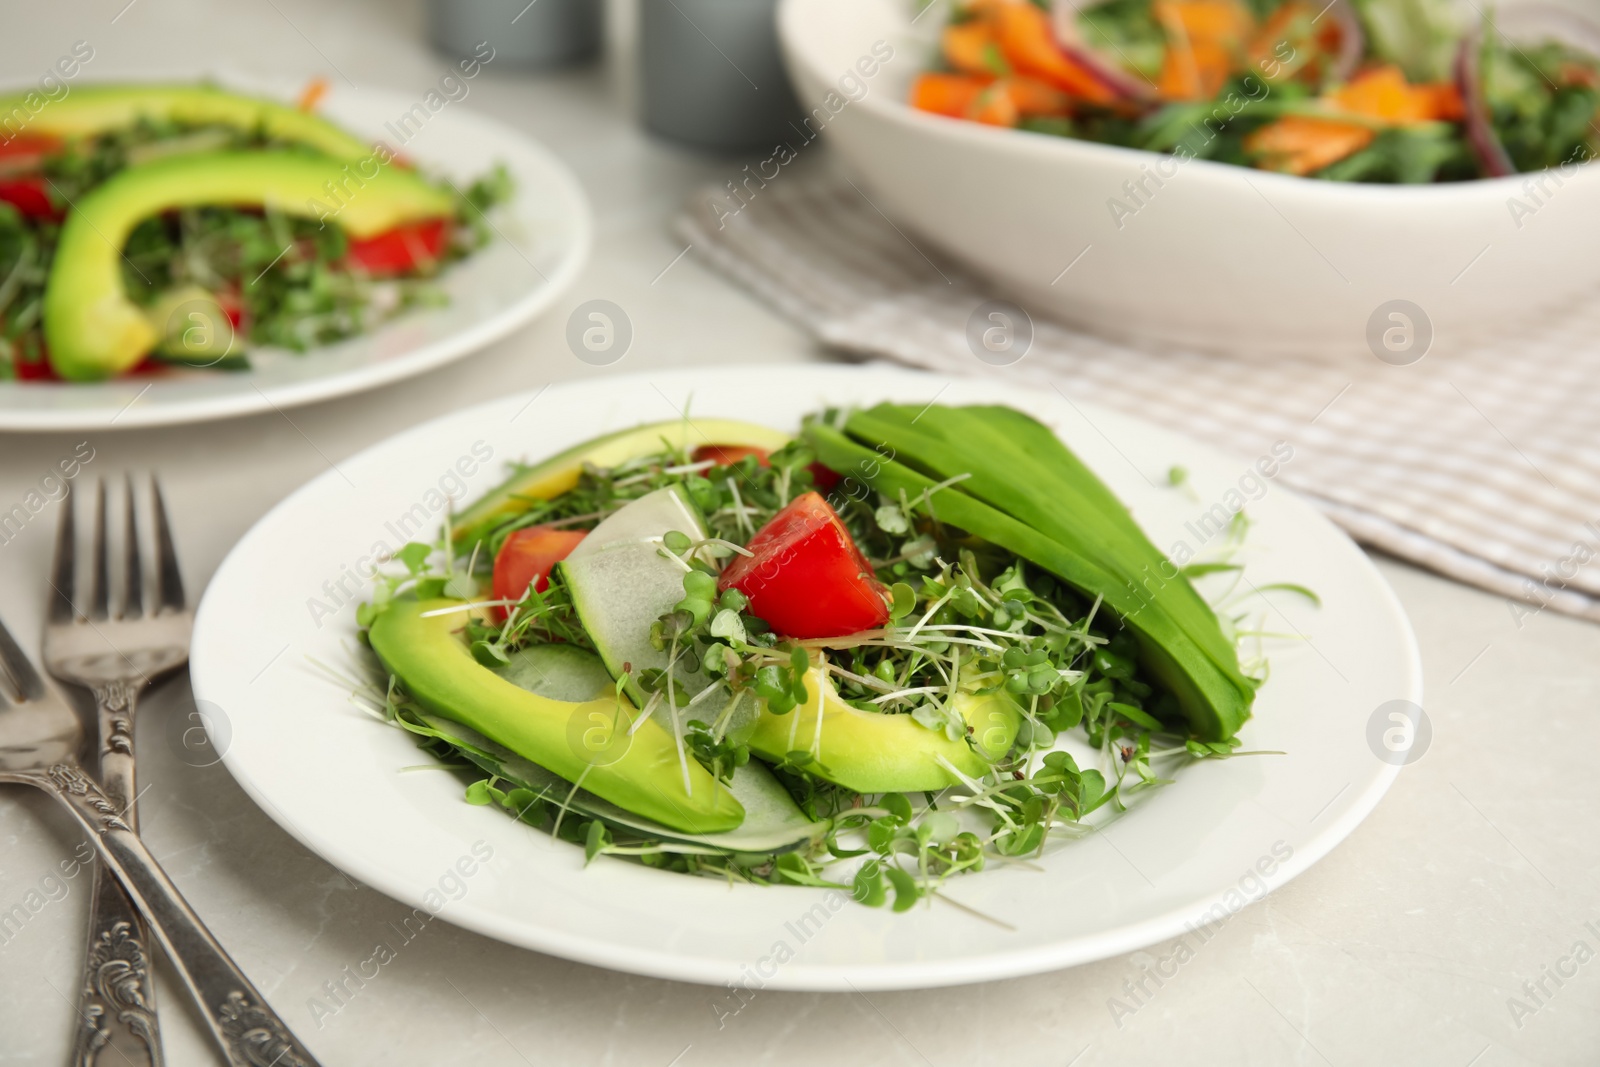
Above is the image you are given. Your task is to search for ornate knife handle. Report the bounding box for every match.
[47,762,323,1067]
[73,680,162,1067]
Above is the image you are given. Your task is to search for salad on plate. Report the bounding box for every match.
[351,404,1293,912]
[909,0,1600,182]
[0,82,510,382]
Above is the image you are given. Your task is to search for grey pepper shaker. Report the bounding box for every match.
[429,0,602,68]
[640,0,804,151]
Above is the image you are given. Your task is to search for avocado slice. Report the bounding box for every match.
[806,420,1253,741]
[42,150,454,380]
[0,83,373,160]
[748,665,1020,793]
[403,711,824,855]
[384,638,821,853]
[368,597,744,834]
[454,418,792,551]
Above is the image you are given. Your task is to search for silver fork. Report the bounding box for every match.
[45,478,191,1066]
[0,613,322,1066]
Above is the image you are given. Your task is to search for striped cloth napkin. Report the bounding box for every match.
[675,165,1600,624]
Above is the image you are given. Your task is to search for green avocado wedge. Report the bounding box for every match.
[400,712,825,855]
[382,644,821,855]
[42,150,455,380]
[747,664,1020,793]
[368,597,745,835]
[804,420,1254,742]
[453,418,792,552]
[0,83,374,160]
[848,405,1248,675]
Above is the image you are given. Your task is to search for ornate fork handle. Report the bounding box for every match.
[46,762,322,1067]
[74,680,163,1067]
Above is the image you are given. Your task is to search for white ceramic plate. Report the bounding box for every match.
[0,83,590,432]
[192,365,1421,990]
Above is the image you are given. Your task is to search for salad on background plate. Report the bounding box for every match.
[0,82,511,382]
[353,402,1292,911]
[910,0,1600,182]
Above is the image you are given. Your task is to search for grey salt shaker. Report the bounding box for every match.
[429,0,602,68]
[640,0,804,151]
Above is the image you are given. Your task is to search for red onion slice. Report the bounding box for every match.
[1457,27,1516,177]
[1327,0,1365,84]
[1050,0,1160,103]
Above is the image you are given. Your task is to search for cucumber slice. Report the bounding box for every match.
[560,486,708,704]
[559,486,755,738]
[491,643,615,703]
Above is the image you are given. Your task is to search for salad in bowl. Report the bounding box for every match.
[910,0,1600,182]
[354,404,1277,910]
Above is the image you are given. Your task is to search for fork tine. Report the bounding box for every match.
[124,474,143,620]
[0,614,45,702]
[151,476,185,611]
[49,481,77,623]
[89,479,109,621]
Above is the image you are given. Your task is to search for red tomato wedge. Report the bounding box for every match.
[0,135,62,172]
[0,176,57,220]
[692,445,843,494]
[491,525,587,619]
[12,350,59,381]
[719,491,888,639]
[693,444,768,467]
[344,217,451,276]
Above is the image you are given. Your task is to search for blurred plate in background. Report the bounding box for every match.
[0,81,590,432]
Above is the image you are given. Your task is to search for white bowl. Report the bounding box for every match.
[777,0,1600,357]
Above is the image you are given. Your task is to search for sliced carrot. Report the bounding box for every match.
[1331,66,1420,121]
[296,75,330,112]
[1007,76,1073,116]
[971,83,1021,126]
[907,72,1022,125]
[1333,65,1461,124]
[944,19,1005,76]
[1249,0,1307,60]
[993,2,1118,105]
[1245,115,1374,175]
[1161,0,1255,41]
[1155,0,1255,100]
[911,73,990,118]
[1413,81,1465,121]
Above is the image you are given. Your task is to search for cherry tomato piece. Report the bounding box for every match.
[692,444,842,494]
[491,525,587,619]
[0,135,62,172]
[0,177,57,220]
[693,444,768,467]
[12,350,59,381]
[718,491,888,639]
[344,217,451,276]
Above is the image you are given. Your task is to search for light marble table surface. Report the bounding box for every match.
[2,2,1597,1064]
